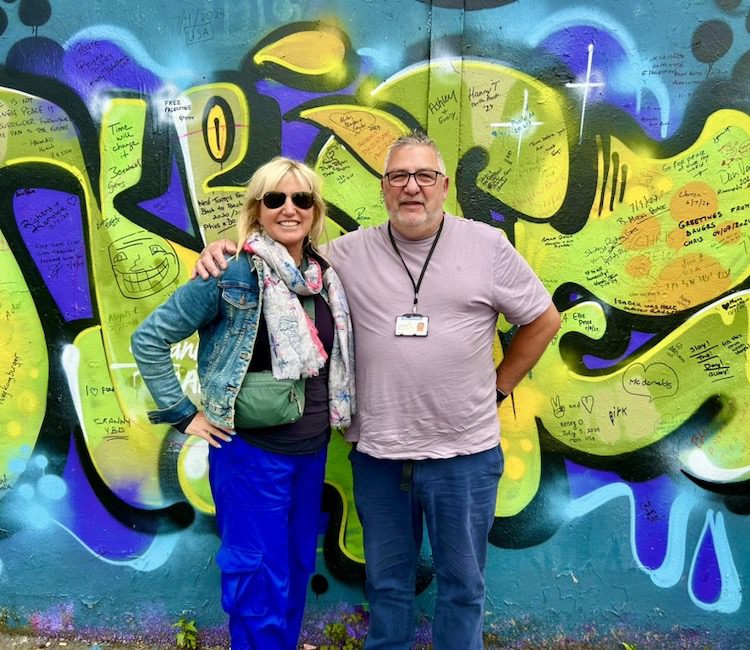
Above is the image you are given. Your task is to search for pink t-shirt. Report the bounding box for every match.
[325,214,551,460]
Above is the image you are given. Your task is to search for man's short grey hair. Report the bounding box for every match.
[383,130,447,175]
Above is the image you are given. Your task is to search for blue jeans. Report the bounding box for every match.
[209,437,327,650]
[350,446,503,650]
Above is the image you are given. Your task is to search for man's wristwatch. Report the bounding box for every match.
[496,388,509,404]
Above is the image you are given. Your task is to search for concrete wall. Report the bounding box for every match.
[0,0,748,645]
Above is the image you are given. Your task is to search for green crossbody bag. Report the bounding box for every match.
[233,297,314,429]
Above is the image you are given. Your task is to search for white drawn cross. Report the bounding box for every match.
[565,43,605,143]
[490,88,544,160]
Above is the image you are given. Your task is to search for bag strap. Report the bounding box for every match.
[302,295,315,320]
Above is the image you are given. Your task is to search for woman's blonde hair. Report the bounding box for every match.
[236,156,327,252]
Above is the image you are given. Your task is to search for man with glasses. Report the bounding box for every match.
[193,132,560,649]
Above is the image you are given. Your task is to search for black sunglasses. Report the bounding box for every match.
[262,191,315,210]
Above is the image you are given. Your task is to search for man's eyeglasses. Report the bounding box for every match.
[262,191,315,210]
[383,170,443,188]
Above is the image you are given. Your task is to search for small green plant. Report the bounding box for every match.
[621,643,638,650]
[0,607,22,632]
[173,616,198,649]
[319,611,366,650]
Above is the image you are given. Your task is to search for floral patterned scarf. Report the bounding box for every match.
[244,231,356,428]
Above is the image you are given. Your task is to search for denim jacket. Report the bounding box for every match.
[131,252,264,431]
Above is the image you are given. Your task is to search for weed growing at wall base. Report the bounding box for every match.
[302,606,431,649]
[315,608,367,649]
[0,607,22,634]
[172,617,198,650]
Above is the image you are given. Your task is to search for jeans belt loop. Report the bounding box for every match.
[400,460,414,492]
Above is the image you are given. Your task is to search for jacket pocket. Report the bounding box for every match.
[219,281,258,334]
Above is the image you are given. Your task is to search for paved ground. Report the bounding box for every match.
[0,632,230,649]
[0,633,158,649]
[2,628,741,649]
[0,631,331,650]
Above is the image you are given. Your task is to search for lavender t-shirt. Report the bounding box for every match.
[325,214,551,460]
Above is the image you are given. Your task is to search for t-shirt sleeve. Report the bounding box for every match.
[492,233,552,325]
[321,229,364,269]
[321,234,346,267]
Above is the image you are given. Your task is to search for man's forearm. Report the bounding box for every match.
[496,303,560,394]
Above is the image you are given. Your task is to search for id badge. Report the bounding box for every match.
[395,314,429,337]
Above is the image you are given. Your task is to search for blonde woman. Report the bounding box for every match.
[132,157,355,650]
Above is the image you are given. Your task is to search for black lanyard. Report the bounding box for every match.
[387,217,444,314]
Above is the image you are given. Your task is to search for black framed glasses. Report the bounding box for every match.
[383,170,443,188]
[262,191,315,210]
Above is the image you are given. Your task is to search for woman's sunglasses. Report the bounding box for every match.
[262,191,315,210]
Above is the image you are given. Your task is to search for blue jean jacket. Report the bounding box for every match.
[131,252,263,431]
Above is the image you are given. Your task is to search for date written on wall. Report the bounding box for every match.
[174,8,224,45]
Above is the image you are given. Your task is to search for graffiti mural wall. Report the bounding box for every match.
[0,0,748,644]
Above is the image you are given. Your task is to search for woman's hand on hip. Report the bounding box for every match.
[185,412,234,448]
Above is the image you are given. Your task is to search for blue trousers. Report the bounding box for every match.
[351,446,503,650]
[209,437,327,650]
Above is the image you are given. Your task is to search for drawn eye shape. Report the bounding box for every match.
[112,252,127,263]
[149,245,166,255]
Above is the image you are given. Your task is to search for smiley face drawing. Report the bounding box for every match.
[108,232,179,299]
